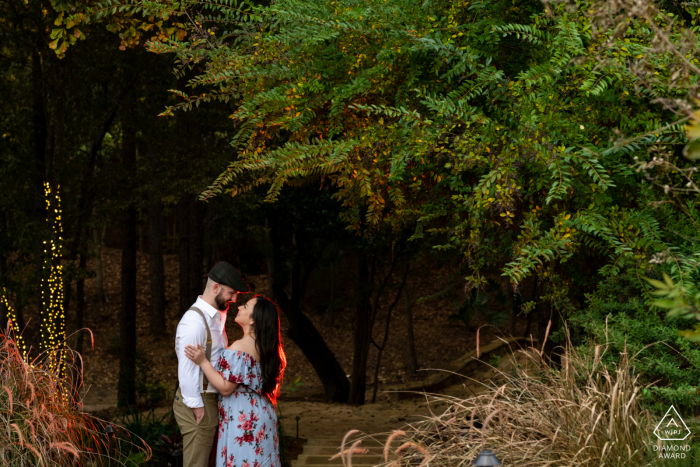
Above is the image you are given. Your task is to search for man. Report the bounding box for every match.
[174,261,250,467]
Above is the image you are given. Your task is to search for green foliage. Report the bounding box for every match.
[572,274,700,414]
[58,0,700,409]
[117,409,180,466]
[71,0,698,318]
[118,409,174,450]
[450,278,507,329]
[284,376,305,393]
[135,351,171,408]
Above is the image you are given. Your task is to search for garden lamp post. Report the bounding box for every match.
[471,449,501,466]
[104,425,115,467]
[172,450,183,467]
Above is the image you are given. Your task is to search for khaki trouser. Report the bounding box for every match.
[173,388,219,467]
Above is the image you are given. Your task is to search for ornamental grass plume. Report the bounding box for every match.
[378,328,659,467]
[0,324,150,465]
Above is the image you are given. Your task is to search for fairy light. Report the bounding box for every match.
[1,289,27,356]
[40,182,66,377]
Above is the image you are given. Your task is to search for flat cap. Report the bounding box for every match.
[208,261,250,294]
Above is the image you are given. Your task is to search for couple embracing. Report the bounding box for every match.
[174,261,287,467]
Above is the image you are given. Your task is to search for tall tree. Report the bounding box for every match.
[266,205,351,402]
[402,286,418,375]
[189,201,206,300]
[118,94,138,407]
[32,48,48,331]
[148,150,166,335]
[371,262,409,403]
[177,195,192,315]
[349,254,372,405]
[349,239,403,405]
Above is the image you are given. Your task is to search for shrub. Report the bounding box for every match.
[366,336,657,467]
[135,351,171,408]
[572,273,700,414]
[116,409,180,467]
[0,325,150,465]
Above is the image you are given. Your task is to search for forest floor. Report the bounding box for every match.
[50,247,529,436]
[83,349,529,440]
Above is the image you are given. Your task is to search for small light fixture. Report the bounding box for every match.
[104,425,115,467]
[471,449,501,466]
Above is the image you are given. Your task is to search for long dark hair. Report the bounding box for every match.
[251,295,286,403]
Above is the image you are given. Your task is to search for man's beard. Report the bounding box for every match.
[215,290,229,311]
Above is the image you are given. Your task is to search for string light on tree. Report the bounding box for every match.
[40,182,67,376]
[1,290,27,357]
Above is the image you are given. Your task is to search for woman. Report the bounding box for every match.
[185,295,286,467]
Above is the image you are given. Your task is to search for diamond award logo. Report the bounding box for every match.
[654,406,691,441]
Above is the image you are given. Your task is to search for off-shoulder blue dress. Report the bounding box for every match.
[215,349,280,467]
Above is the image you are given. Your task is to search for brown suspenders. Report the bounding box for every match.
[188,306,213,391]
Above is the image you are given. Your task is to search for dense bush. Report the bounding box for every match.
[573,274,700,414]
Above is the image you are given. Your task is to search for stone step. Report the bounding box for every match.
[292,438,389,467]
[305,438,385,448]
[295,454,382,466]
[303,446,384,456]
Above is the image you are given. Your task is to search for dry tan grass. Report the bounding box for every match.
[350,328,662,467]
[0,325,150,465]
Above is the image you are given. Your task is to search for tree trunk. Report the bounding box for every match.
[267,218,350,402]
[0,301,6,334]
[71,245,87,402]
[514,285,523,337]
[524,275,538,338]
[33,48,47,330]
[536,279,557,359]
[371,263,409,403]
[403,287,418,374]
[178,196,192,315]
[75,248,87,353]
[327,261,335,326]
[93,225,107,304]
[264,217,275,283]
[286,308,350,399]
[117,120,138,408]
[45,64,64,186]
[349,254,373,405]
[63,105,118,317]
[148,158,166,335]
[502,277,516,336]
[15,288,25,336]
[0,252,7,331]
[203,203,214,273]
[189,201,206,300]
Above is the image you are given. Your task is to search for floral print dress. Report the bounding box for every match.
[215,349,280,467]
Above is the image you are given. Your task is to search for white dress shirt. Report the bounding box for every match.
[175,296,227,408]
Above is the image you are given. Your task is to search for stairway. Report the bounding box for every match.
[292,437,385,467]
